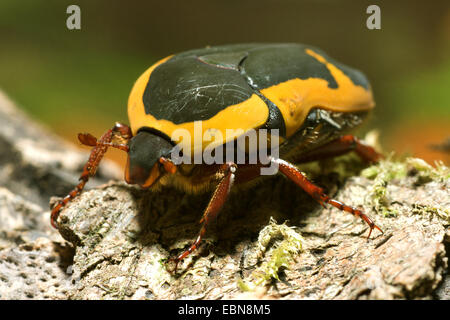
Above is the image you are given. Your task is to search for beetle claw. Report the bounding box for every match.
[166,258,180,275]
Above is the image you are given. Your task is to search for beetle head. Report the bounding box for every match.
[125,130,175,188]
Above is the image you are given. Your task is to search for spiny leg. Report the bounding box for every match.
[293,135,382,164]
[50,122,132,229]
[273,158,383,238]
[169,162,237,273]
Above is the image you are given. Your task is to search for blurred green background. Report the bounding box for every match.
[0,0,449,167]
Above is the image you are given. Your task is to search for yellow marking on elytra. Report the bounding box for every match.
[305,49,327,63]
[127,55,173,128]
[260,49,374,137]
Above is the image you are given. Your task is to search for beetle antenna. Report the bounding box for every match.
[50,123,132,229]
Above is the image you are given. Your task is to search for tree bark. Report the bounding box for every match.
[0,90,448,300]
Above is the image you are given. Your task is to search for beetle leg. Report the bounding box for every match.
[293,135,382,164]
[168,162,237,273]
[159,157,177,174]
[50,123,132,229]
[78,136,130,152]
[273,158,383,238]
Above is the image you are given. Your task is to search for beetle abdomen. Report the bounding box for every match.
[279,108,370,161]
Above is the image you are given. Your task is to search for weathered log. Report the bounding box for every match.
[0,90,448,299]
[58,158,449,299]
[0,90,120,299]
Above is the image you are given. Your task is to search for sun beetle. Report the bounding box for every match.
[51,43,383,271]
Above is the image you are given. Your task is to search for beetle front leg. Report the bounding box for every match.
[78,133,130,152]
[273,158,383,238]
[50,122,132,229]
[168,162,237,273]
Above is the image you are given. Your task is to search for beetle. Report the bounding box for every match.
[50,43,383,271]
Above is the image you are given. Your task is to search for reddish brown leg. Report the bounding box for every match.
[78,133,130,152]
[159,157,177,174]
[169,162,237,272]
[293,135,382,164]
[50,123,132,229]
[274,158,383,238]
